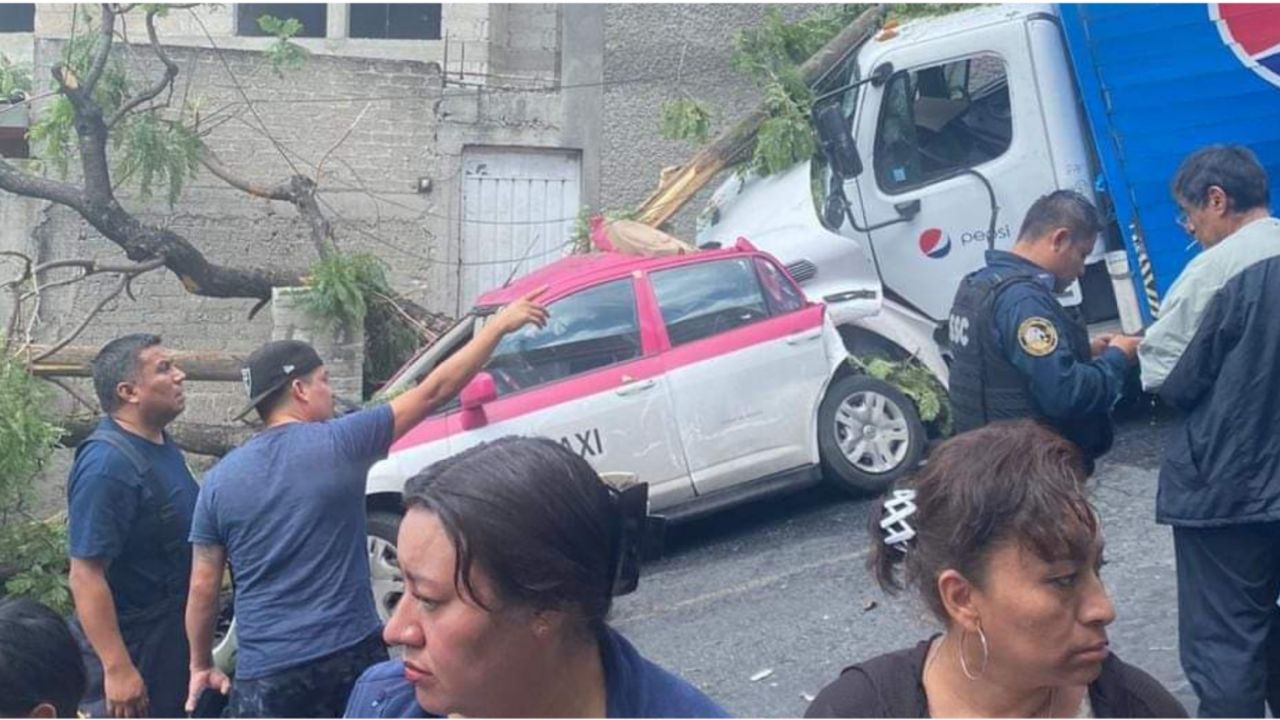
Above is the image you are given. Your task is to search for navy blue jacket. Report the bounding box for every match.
[1157,254,1280,526]
[343,626,729,718]
[980,251,1128,421]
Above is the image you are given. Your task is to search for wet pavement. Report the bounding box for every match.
[614,402,1194,716]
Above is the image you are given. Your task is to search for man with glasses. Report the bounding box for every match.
[1139,144,1280,717]
[947,189,1140,472]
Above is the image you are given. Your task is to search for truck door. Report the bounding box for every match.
[847,23,1053,322]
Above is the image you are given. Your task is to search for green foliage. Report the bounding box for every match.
[25,97,75,176]
[752,69,816,176]
[0,54,32,100]
[0,354,70,613]
[0,356,64,518]
[659,97,712,145]
[305,253,379,328]
[257,14,309,77]
[676,4,973,177]
[0,520,71,614]
[732,6,868,80]
[28,7,130,176]
[113,114,203,206]
[849,354,951,435]
[302,254,420,398]
[28,7,128,178]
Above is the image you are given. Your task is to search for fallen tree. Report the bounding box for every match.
[634,5,888,227]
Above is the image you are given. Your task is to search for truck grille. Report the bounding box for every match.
[786,259,817,284]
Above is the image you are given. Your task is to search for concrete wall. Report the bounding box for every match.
[34,4,495,70]
[6,2,589,428]
[600,4,808,239]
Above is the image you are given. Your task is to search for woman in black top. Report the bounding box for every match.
[807,420,1185,718]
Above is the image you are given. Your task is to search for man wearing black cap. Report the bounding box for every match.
[183,289,547,717]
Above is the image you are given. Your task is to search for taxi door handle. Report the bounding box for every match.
[616,377,656,396]
[786,331,822,345]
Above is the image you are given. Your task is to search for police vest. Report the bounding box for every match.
[947,271,1112,462]
[948,272,1038,433]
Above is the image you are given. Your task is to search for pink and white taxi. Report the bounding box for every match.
[362,239,924,617]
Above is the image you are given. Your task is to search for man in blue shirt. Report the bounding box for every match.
[947,190,1140,468]
[184,289,547,717]
[67,333,199,718]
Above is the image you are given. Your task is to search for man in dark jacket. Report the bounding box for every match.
[947,190,1140,468]
[1139,144,1280,717]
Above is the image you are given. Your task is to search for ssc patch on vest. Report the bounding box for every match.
[1017,317,1058,357]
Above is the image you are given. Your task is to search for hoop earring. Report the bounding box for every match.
[958,622,989,681]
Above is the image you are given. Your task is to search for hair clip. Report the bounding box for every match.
[880,488,918,552]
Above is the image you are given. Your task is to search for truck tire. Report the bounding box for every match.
[818,374,925,495]
[366,510,404,623]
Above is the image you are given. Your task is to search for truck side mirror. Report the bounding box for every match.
[813,102,863,180]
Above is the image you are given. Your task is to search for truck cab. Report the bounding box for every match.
[698,4,1132,398]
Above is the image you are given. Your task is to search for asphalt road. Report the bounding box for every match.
[613,403,1195,717]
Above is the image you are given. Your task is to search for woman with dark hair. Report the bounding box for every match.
[344,436,727,718]
[0,597,88,718]
[806,420,1184,718]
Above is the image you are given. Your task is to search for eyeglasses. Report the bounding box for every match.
[1175,211,1192,233]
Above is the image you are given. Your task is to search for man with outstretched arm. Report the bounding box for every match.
[185,289,547,718]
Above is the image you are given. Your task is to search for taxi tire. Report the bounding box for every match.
[367,510,404,622]
[818,374,925,496]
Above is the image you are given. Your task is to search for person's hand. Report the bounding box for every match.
[490,286,549,335]
[1089,333,1116,358]
[1108,334,1142,362]
[185,666,232,715]
[104,661,149,718]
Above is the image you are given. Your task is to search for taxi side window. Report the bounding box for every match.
[651,258,770,347]
[754,258,807,314]
[484,279,641,397]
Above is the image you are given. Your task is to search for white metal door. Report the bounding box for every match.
[459,147,581,312]
[849,21,1053,322]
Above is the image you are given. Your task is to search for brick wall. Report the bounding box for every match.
[600,4,809,239]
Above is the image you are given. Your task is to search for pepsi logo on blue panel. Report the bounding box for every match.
[1212,4,1280,89]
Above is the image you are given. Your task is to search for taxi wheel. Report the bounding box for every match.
[367,511,404,624]
[818,374,925,495]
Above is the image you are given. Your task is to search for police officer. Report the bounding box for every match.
[947,190,1139,468]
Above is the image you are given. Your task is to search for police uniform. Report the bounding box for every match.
[947,250,1129,466]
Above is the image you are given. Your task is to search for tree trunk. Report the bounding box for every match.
[634,5,886,227]
[59,414,254,457]
[20,344,246,382]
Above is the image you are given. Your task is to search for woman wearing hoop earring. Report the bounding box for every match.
[806,420,1184,718]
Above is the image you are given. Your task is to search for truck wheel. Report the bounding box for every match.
[367,510,404,623]
[818,374,925,495]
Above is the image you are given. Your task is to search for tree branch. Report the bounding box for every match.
[0,157,86,209]
[43,376,97,414]
[31,273,130,363]
[20,256,166,363]
[84,4,117,96]
[293,177,336,258]
[108,9,179,127]
[315,102,371,187]
[198,148,294,201]
[51,63,115,208]
[59,414,253,456]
